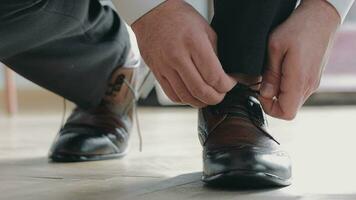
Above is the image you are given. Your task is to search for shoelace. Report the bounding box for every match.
[219,81,280,145]
[123,78,143,152]
[248,82,280,144]
[59,98,67,131]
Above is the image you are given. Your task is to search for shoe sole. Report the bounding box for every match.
[49,149,128,162]
[202,170,291,188]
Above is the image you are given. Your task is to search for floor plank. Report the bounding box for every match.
[1,107,356,200]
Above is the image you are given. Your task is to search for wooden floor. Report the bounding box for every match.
[1,106,356,200]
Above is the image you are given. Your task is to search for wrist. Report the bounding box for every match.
[301,0,341,24]
[326,0,354,23]
[117,0,166,25]
[302,0,354,23]
[322,0,342,24]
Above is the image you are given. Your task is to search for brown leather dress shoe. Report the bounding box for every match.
[49,66,154,162]
[199,83,292,187]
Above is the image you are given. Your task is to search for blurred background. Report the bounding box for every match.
[1,1,356,199]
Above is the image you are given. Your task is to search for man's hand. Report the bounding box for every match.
[132,0,235,108]
[260,0,341,120]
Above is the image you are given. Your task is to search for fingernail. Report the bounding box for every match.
[261,83,275,98]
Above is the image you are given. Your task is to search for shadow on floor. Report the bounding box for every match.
[0,158,291,200]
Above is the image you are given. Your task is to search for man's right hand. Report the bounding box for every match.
[132,0,236,108]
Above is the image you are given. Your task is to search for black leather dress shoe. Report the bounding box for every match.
[49,105,132,162]
[198,83,292,187]
[49,66,154,162]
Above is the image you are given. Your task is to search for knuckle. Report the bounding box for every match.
[311,79,321,92]
[268,36,281,52]
[183,31,197,46]
[165,44,184,62]
[192,86,209,99]
[211,33,217,44]
[303,77,319,94]
[205,75,220,87]
[282,115,294,121]
[283,111,297,121]
[208,29,217,43]
[168,49,182,62]
[210,94,224,105]
[314,80,321,91]
[305,78,314,89]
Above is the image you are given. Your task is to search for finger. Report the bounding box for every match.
[191,35,236,93]
[259,96,279,118]
[165,69,207,108]
[155,73,181,103]
[176,58,225,105]
[260,38,287,99]
[260,49,305,120]
[260,89,302,120]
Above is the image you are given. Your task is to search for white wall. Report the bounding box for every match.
[0,0,209,89]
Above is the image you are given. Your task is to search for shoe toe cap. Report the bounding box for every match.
[203,145,292,181]
[49,127,128,162]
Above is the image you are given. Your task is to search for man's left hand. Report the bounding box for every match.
[260,0,341,120]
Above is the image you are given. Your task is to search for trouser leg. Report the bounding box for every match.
[211,0,298,75]
[0,0,130,109]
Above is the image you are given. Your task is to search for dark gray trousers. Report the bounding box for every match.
[212,0,297,75]
[0,0,129,109]
[0,0,296,109]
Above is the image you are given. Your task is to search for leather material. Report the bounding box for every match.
[49,67,137,162]
[48,63,155,162]
[199,83,292,187]
[49,104,133,162]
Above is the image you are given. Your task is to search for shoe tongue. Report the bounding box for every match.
[213,83,281,145]
[214,83,264,122]
[222,83,259,105]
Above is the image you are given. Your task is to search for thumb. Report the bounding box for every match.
[261,44,286,99]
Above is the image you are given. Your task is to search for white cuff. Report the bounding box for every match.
[122,23,141,68]
[326,0,354,23]
[115,0,165,25]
